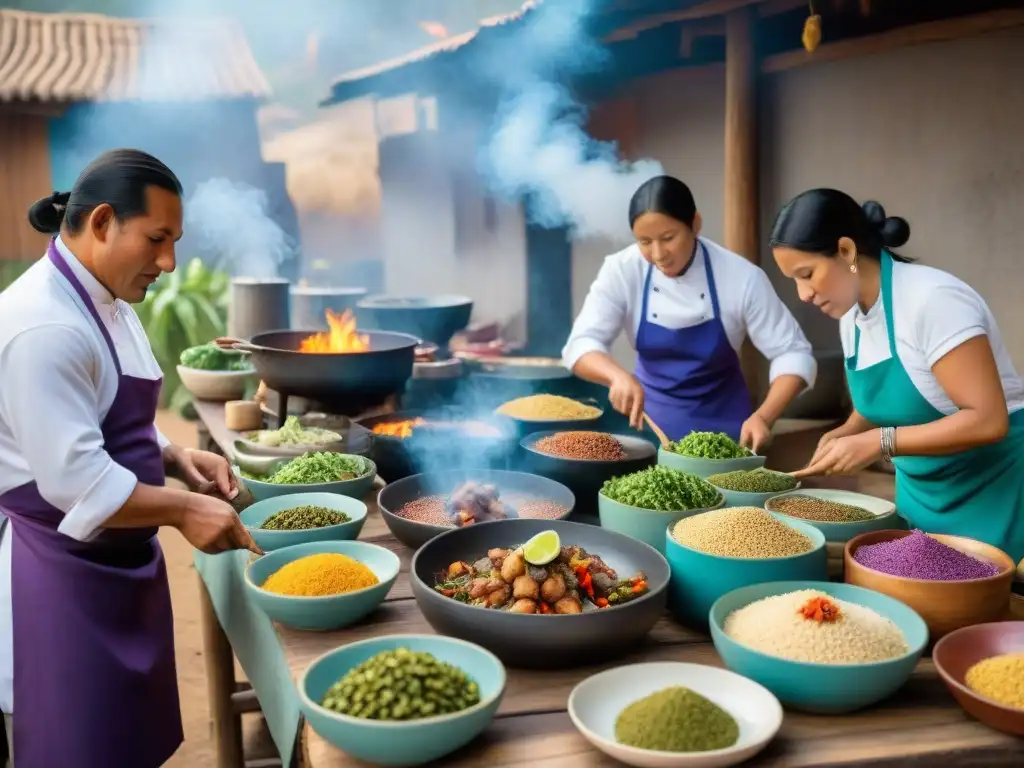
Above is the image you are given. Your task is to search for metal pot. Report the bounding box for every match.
[228,278,291,340]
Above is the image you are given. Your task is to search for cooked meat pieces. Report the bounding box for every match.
[554,596,583,614]
[513,575,539,601]
[509,599,536,614]
[540,573,567,603]
[501,551,526,583]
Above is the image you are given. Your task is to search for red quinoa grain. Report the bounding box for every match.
[533,431,626,461]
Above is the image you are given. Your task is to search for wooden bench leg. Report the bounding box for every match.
[199,573,245,768]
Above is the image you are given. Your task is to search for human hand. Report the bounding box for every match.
[739,413,772,454]
[179,492,262,555]
[608,372,645,430]
[808,429,841,467]
[168,447,237,499]
[792,430,882,479]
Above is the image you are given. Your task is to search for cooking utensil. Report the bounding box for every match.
[355,294,473,349]
[642,412,670,448]
[218,329,419,428]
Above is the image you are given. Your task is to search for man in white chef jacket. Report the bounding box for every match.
[0,148,260,767]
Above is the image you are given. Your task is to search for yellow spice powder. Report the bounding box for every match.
[262,553,378,597]
[964,653,1024,709]
[496,394,601,421]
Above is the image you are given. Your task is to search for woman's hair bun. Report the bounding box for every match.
[27,190,71,235]
[861,200,910,249]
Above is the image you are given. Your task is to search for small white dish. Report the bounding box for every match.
[568,661,782,768]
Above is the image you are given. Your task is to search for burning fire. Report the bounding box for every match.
[298,309,369,354]
[373,418,426,438]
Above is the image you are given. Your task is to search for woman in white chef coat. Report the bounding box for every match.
[0,148,261,767]
[773,189,1024,562]
[563,175,817,449]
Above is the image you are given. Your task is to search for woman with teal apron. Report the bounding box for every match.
[771,189,1024,563]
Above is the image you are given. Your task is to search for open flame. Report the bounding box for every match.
[298,309,369,354]
[372,418,426,439]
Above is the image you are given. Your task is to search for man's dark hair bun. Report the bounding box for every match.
[861,200,910,249]
[27,191,71,235]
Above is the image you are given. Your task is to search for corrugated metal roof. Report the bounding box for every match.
[0,10,271,103]
[327,0,542,91]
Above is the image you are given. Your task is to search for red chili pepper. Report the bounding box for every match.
[539,602,551,614]
[595,597,609,608]
[440,589,455,597]
[632,581,648,593]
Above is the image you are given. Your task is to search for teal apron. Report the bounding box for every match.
[846,252,1024,563]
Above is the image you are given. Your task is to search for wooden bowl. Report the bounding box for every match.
[844,530,1015,640]
[933,622,1024,736]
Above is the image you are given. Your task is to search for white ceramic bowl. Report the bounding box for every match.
[177,365,254,401]
[765,488,899,543]
[568,661,782,767]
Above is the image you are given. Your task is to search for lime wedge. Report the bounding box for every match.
[523,530,561,566]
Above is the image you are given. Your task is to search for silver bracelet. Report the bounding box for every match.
[880,427,896,462]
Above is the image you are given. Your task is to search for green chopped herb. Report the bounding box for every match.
[601,466,721,511]
[179,343,251,372]
[666,431,749,459]
[260,505,351,530]
[266,452,370,485]
[250,416,341,447]
[707,468,797,493]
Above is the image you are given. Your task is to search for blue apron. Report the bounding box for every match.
[846,251,1024,563]
[634,242,752,441]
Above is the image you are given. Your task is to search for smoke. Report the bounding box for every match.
[480,0,664,241]
[185,178,296,280]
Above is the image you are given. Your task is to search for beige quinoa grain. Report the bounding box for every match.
[496,395,601,421]
[768,495,875,523]
[723,589,909,664]
[671,507,814,559]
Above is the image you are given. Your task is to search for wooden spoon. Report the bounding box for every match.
[642,412,671,449]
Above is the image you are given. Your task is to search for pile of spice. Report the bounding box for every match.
[601,466,722,512]
[496,394,601,421]
[707,468,797,493]
[614,686,739,753]
[852,529,1002,580]
[260,505,351,530]
[964,653,1024,709]
[533,431,626,461]
[768,495,876,523]
[671,507,814,558]
[261,553,378,597]
[321,648,480,720]
[394,492,568,526]
[666,431,749,459]
[724,589,909,664]
[264,452,371,485]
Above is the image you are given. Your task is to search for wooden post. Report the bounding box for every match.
[723,5,763,402]
[198,575,245,768]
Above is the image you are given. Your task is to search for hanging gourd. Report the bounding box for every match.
[802,2,822,53]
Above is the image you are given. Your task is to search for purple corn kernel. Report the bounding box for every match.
[853,529,1001,581]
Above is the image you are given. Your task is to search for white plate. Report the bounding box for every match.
[568,662,782,768]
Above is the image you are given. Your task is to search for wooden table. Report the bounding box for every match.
[191,401,1024,768]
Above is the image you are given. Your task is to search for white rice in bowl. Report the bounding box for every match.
[723,589,909,664]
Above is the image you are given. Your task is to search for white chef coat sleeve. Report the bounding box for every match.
[741,268,818,388]
[909,281,988,367]
[561,257,630,370]
[0,324,139,542]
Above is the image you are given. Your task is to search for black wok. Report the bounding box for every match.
[226,329,418,426]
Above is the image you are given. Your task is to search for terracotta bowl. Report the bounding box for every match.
[933,622,1024,736]
[844,530,1015,641]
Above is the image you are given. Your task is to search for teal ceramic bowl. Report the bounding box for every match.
[239,492,368,552]
[765,489,901,543]
[598,491,724,556]
[233,454,377,502]
[666,512,828,630]
[710,581,929,713]
[244,540,399,631]
[299,634,506,766]
[711,476,801,509]
[657,447,765,478]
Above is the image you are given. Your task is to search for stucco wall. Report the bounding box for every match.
[571,25,1024,371]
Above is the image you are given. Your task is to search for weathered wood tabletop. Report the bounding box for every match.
[191,401,1024,768]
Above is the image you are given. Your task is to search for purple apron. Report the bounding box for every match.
[0,240,182,767]
[635,242,752,441]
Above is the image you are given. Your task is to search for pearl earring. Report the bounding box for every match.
[849,263,858,274]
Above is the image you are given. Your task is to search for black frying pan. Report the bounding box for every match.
[217,329,418,425]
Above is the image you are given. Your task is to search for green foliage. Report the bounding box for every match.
[0,260,35,292]
[136,258,230,411]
